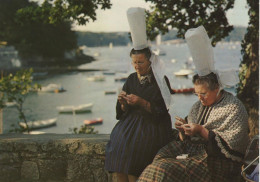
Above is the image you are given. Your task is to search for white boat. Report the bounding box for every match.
[171,59,177,63]
[23,131,46,134]
[174,69,194,76]
[115,77,127,82]
[87,75,105,81]
[153,48,166,56]
[103,71,115,75]
[39,83,65,93]
[57,103,93,113]
[19,118,57,130]
[5,102,17,107]
[93,52,100,57]
[153,34,166,56]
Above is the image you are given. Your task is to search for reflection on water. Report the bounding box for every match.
[3,43,241,134]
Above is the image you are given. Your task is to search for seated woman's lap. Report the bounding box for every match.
[139,140,243,182]
[138,141,211,182]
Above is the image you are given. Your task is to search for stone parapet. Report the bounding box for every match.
[0,133,115,182]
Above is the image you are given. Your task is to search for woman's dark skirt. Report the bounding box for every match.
[105,111,172,177]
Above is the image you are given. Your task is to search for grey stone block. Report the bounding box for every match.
[21,161,39,180]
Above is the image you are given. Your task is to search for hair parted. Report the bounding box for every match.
[192,72,220,90]
[130,47,152,60]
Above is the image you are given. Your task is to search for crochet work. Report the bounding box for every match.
[188,91,249,161]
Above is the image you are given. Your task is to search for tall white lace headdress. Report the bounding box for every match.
[185,26,239,88]
[127,7,172,109]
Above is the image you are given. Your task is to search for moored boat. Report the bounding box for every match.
[23,131,46,134]
[57,103,93,113]
[115,77,127,82]
[172,88,194,94]
[84,118,103,125]
[39,83,65,93]
[174,69,194,77]
[19,118,57,130]
[105,91,117,95]
[103,71,115,75]
[5,102,17,107]
[87,75,105,81]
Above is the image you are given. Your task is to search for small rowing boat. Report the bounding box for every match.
[19,118,57,130]
[84,118,103,126]
[172,88,194,94]
[57,103,93,113]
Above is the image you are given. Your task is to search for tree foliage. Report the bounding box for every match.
[0,69,41,133]
[46,0,112,25]
[145,0,235,46]
[69,125,98,134]
[237,0,259,137]
[14,2,77,59]
[0,0,111,60]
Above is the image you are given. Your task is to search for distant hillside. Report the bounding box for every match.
[76,26,247,47]
[76,32,129,47]
[161,26,247,42]
[223,26,247,41]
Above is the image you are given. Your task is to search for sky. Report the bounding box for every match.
[73,0,249,32]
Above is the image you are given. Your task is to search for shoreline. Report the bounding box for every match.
[0,54,107,76]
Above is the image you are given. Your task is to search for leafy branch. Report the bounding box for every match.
[69,124,98,134]
[0,68,41,133]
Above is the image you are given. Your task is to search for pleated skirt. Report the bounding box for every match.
[105,111,172,176]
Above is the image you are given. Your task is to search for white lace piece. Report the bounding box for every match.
[150,53,172,109]
[216,69,239,88]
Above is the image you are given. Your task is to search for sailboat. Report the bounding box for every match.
[153,34,166,56]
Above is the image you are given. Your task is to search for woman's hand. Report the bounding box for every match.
[124,94,141,106]
[174,116,186,132]
[182,123,209,140]
[182,123,201,136]
[118,91,128,111]
[118,91,127,105]
[174,116,187,141]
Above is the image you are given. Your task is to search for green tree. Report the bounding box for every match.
[0,0,111,62]
[145,0,234,45]
[14,2,77,60]
[0,0,30,43]
[0,69,41,133]
[145,0,258,136]
[237,0,259,137]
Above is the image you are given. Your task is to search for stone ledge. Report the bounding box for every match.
[0,133,114,182]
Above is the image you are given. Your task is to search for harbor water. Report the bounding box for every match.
[3,42,242,134]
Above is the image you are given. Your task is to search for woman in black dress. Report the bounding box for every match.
[105,47,173,182]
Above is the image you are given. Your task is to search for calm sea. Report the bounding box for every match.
[3,42,241,134]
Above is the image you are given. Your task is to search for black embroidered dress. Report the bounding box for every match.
[105,72,173,176]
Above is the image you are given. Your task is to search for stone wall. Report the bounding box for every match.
[0,133,115,182]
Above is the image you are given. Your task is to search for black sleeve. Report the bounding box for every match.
[164,76,175,94]
[207,130,245,160]
[149,100,169,117]
[116,101,124,120]
[116,78,129,120]
[207,131,227,158]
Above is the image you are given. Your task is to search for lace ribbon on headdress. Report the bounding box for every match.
[150,53,172,109]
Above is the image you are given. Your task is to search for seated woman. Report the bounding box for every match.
[138,72,250,182]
